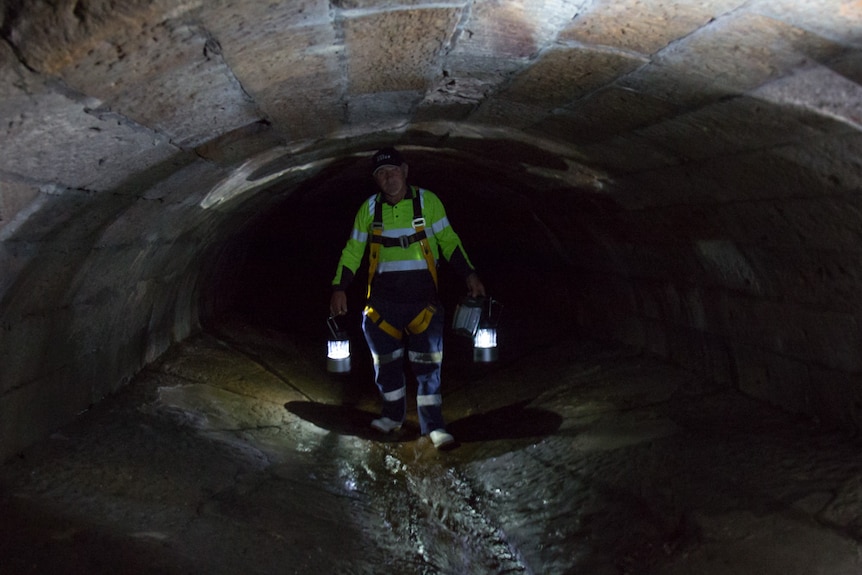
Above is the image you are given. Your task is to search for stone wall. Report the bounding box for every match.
[2,0,862,460]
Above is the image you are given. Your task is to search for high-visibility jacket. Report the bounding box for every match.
[332,186,476,304]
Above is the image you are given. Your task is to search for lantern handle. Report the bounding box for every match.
[327,316,341,339]
[486,297,502,321]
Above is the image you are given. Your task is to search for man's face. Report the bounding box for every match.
[374,164,408,201]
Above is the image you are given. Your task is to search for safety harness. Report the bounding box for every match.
[364,187,438,340]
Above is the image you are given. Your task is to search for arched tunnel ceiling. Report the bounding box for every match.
[2,0,862,458]
[2,0,860,204]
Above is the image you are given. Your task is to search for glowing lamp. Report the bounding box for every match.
[326,316,351,373]
[473,326,498,362]
[452,296,502,363]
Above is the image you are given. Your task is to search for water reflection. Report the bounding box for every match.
[284,399,562,447]
[284,400,415,440]
[5,325,861,574]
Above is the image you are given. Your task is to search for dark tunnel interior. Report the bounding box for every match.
[203,149,585,371]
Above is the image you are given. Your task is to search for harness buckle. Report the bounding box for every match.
[371,222,384,232]
[412,217,426,229]
[398,235,410,249]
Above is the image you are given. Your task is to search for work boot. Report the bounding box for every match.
[429,429,455,449]
[371,417,402,433]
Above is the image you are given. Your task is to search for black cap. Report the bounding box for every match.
[372,147,404,174]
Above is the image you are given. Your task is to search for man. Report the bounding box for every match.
[330,147,486,449]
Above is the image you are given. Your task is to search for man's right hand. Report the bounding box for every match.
[330,290,347,317]
[466,273,486,298]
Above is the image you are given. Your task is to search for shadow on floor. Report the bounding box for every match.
[448,400,563,442]
[284,400,421,442]
[285,398,562,445]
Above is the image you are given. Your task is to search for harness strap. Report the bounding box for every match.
[367,220,383,299]
[364,188,440,340]
[364,304,438,341]
[366,187,438,299]
[411,188,439,290]
[371,231,427,248]
[364,306,403,340]
[406,304,437,335]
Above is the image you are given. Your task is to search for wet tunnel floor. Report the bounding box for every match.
[2,320,862,575]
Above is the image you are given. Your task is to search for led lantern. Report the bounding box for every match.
[326,316,351,373]
[473,325,498,362]
[452,296,502,363]
[473,297,501,363]
[452,296,484,337]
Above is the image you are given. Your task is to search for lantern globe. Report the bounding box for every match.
[326,317,351,373]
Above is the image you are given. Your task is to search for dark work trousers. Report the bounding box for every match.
[362,300,445,435]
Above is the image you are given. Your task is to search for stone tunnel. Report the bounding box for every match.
[2,1,862,570]
[3,0,861,458]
